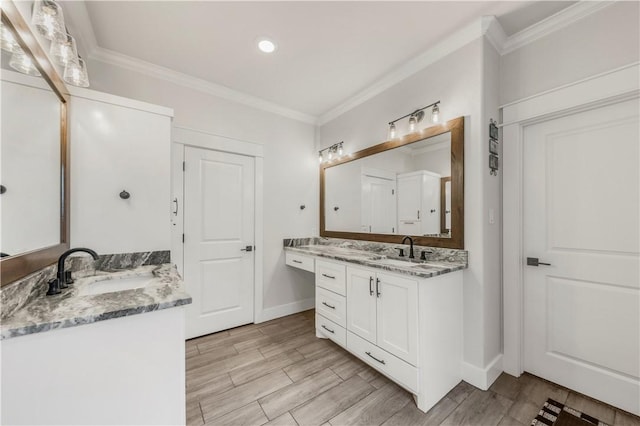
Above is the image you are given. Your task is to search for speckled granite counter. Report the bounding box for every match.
[1,263,191,340]
[284,237,467,279]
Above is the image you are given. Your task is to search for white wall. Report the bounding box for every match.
[500,2,640,105]
[84,58,317,313]
[319,39,501,383]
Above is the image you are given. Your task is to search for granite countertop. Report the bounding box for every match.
[1,264,191,340]
[284,245,467,279]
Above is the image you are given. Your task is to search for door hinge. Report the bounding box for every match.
[182,234,185,243]
[182,161,185,172]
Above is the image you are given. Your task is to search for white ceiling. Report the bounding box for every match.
[76,1,575,118]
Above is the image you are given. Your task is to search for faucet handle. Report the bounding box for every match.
[396,248,405,257]
[64,270,75,285]
[46,279,61,296]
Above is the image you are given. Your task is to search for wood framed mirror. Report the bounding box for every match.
[1,1,70,285]
[320,116,464,249]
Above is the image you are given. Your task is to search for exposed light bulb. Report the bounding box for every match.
[328,149,333,160]
[388,122,397,139]
[432,104,440,123]
[408,114,417,132]
[338,144,343,156]
[318,152,323,163]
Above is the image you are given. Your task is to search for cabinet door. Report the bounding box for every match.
[397,175,421,221]
[346,266,377,344]
[376,272,418,365]
[421,174,441,235]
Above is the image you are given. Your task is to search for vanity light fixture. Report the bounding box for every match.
[9,49,41,76]
[0,22,19,53]
[27,0,91,86]
[318,142,345,164]
[387,101,441,139]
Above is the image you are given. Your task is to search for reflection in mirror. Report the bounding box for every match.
[0,2,70,285]
[321,116,463,249]
[325,132,451,237]
[1,71,61,255]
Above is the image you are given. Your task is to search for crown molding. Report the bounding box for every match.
[482,16,507,54]
[89,46,317,124]
[501,0,615,55]
[317,19,486,126]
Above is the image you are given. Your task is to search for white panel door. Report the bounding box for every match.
[376,272,418,365]
[523,98,640,415]
[184,147,255,339]
[397,175,421,222]
[421,174,441,235]
[346,266,377,344]
[361,175,396,234]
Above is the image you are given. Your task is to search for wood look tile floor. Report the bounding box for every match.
[185,310,640,426]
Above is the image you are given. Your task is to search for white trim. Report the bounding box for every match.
[461,354,503,390]
[256,298,316,324]
[69,86,174,117]
[500,62,640,125]
[501,1,615,55]
[482,16,507,54]
[89,47,317,125]
[318,18,486,126]
[171,127,266,328]
[173,126,264,158]
[501,65,640,377]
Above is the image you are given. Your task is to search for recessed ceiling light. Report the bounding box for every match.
[257,38,277,53]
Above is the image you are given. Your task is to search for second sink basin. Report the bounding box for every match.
[80,272,156,296]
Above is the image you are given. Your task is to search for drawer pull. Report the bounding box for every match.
[321,325,335,334]
[369,276,374,296]
[322,273,336,279]
[322,301,336,309]
[365,351,386,365]
[292,260,303,264]
[376,278,381,298]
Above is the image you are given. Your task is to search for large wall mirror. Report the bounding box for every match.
[1,2,70,285]
[320,116,464,249]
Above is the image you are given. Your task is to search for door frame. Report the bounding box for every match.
[171,126,265,324]
[501,62,639,376]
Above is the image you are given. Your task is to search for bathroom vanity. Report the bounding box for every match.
[285,238,466,413]
[0,259,191,425]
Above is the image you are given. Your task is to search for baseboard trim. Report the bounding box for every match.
[462,354,503,390]
[256,297,315,323]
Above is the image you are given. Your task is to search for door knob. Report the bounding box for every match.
[527,257,551,266]
[241,246,253,252]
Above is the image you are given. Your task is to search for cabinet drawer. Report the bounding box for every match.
[285,252,314,272]
[315,260,346,295]
[316,314,346,348]
[316,287,346,327]
[347,331,417,393]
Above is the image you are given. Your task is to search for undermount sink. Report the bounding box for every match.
[377,258,422,267]
[79,272,155,296]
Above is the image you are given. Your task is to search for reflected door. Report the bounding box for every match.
[361,175,396,234]
[523,98,640,415]
[184,147,255,339]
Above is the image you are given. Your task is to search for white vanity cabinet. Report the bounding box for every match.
[302,253,463,413]
[346,266,418,365]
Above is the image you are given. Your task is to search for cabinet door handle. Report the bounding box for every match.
[376,278,381,298]
[417,210,420,219]
[322,273,335,279]
[321,325,335,334]
[369,276,374,296]
[322,301,336,310]
[365,351,386,365]
[292,260,302,264]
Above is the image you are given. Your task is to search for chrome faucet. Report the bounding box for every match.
[47,248,99,295]
[401,236,415,259]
